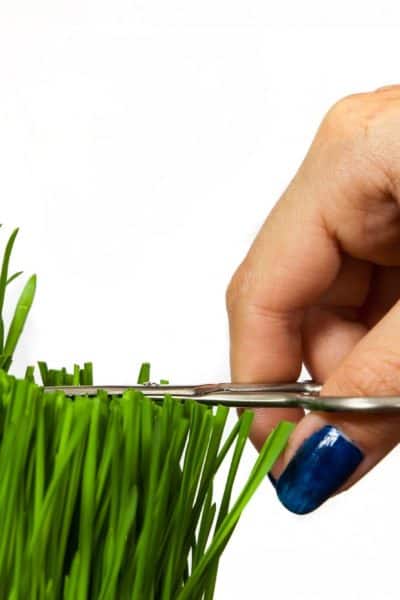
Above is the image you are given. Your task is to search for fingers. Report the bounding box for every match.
[274,298,400,515]
[302,256,372,380]
[293,90,400,266]
[227,91,398,439]
[303,264,400,385]
[302,305,367,382]
[362,265,400,327]
[227,86,400,486]
[226,193,341,456]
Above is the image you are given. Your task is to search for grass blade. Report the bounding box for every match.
[6,272,23,286]
[0,229,19,352]
[1,275,36,371]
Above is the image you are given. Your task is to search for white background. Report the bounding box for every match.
[1,2,400,598]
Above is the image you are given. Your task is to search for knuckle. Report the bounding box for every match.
[225,265,245,314]
[226,260,268,315]
[315,91,398,194]
[322,93,367,134]
[225,262,253,314]
[374,83,400,94]
[320,91,391,143]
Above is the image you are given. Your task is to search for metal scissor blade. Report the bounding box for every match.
[43,380,320,399]
[43,380,400,412]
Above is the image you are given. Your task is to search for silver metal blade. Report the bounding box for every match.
[44,380,320,398]
[42,382,400,411]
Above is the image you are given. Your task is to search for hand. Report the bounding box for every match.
[226,85,400,514]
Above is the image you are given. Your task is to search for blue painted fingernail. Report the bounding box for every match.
[276,425,364,515]
[267,472,276,488]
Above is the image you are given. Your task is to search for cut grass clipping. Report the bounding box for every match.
[0,226,36,372]
[0,227,294,599]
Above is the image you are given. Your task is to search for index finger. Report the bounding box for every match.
[226,182,340,447]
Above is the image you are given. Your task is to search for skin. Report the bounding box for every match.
[226,84,400,492]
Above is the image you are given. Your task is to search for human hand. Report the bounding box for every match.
[226,85,400,514]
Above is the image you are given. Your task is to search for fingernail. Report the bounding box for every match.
[276,425,364,515]
[267,472,276,488]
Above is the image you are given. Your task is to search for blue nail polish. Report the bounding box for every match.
[268,472,276,488]
[276,425,364,515]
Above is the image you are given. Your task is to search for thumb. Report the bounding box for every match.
[274,300,400,515]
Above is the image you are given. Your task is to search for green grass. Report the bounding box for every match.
[0,226,295,598]
[0,364,294,599]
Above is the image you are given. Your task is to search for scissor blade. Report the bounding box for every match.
[43,385,315,407]
[42,383,400,411]
[43,384,303,405]
[43,380,320,399]
[44,384,211,398]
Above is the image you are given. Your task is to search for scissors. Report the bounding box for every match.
[44,380,400,412]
